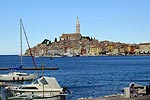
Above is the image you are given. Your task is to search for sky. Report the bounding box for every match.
[0,0,150,55]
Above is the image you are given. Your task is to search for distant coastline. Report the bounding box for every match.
[24,17,150,57]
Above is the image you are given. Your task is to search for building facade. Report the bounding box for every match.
[139,43,150,54]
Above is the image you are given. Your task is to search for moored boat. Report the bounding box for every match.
[0,19,38,82]
[6,76,68,100]
[0,72,37,82]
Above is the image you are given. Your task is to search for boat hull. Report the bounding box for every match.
[7,95,66,100]
[32,95,65,100]
[5,76,67,100]
[0,72,37,82]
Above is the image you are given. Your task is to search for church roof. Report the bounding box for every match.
[61,33,81,37]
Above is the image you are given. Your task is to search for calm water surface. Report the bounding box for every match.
[0,55,150,100]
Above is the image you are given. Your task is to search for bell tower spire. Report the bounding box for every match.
[76,16,80,34]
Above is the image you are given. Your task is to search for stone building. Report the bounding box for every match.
[89,46,102,55]
[139,43,150,54]
[60,17,81,41]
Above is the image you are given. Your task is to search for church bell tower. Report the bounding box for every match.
[76,16,80,34]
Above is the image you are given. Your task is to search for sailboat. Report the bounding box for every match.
[5,60,71,100]
[0,19,38,82]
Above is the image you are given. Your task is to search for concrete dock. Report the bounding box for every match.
[78,84,150,100]
[78,95,150,100]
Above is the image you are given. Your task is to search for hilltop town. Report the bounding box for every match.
[25,17,150,57]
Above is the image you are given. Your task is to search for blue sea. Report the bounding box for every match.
[0,55,150,100]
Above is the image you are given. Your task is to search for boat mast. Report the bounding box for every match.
[20,19,23,66]
[42,64,45,97]
[21,20,38,70]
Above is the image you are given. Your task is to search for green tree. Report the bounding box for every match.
[42,39,49,44]
[54,38,57,42]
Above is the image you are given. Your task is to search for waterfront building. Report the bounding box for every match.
[107,45,114,52]
[134,48,140,55]
[89,46,102,55]
[127,45,131,53]
[81,48,87,55]
[130,45,135,54]
[111,48,119,55]
[139,43,150,54]
[118,47,125,54]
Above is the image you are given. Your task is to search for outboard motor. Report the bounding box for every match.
[63,86,72,94]
[60,86,72,100]
[146,85,150,95]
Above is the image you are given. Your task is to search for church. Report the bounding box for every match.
[60,17,82,41]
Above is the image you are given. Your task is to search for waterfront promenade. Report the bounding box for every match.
[78,95,150,100]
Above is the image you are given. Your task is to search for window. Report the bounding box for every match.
[40,78,48,85]
[22,87,38,89]
[33,80,38,84]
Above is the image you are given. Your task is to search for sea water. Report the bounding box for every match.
[0,55,150,100]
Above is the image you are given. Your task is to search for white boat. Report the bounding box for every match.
[7,94,66,100]
[0,72,37,82]
[7,76,67,100]
[0,19,38,82]
[7,94,33,100]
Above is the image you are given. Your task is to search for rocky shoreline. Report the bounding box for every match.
[78,83,150,100]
